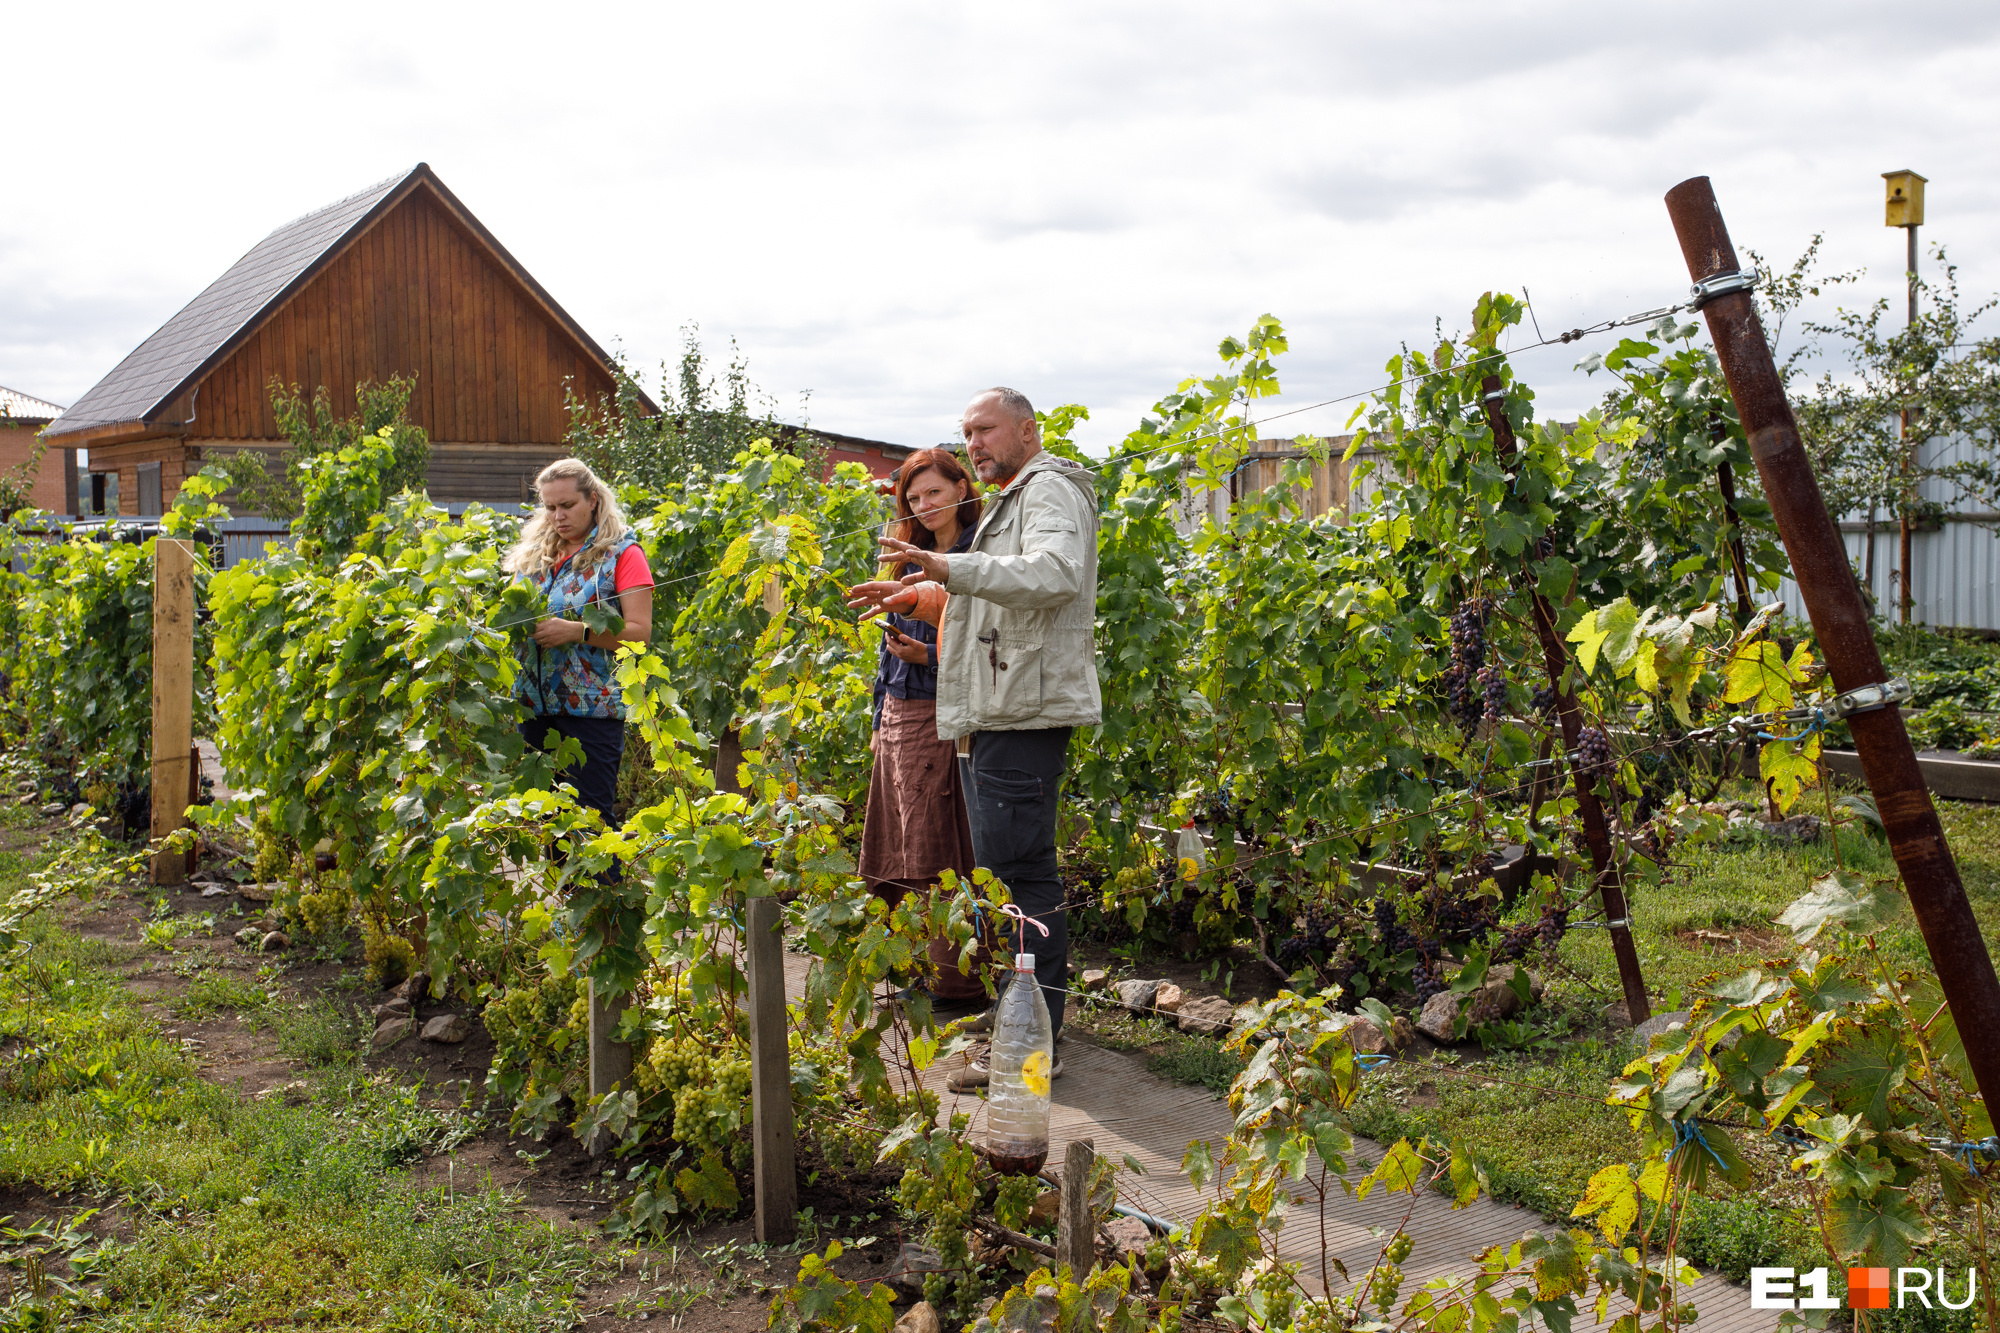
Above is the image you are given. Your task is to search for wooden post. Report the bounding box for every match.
[149,539,194,886]
[584,980,633,1157]
[1056,1138,1096,1277]
[746,891,797,1243]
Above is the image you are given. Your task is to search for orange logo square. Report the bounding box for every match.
[1848,1268,1891,1309]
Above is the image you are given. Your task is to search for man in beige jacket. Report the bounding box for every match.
[849,387,1100,1086]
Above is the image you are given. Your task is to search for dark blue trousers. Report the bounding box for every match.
[962,727,1073,1037]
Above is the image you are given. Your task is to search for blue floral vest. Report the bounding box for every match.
[515,531,637,720]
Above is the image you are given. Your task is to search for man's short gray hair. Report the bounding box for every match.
[973,386,1036,420]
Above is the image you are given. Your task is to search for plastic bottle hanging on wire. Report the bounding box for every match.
[1176,822,1206,882]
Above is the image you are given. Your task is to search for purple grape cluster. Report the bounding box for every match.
[1449,598,1491,671]
[1372,895,1418,956]
[1492,905,1570,962]
[1275,908,1338,968]
[1442,669,1482,731]
[1636,821,1676,865]
[1440,598,1496,732]
[1575,725,1613,777]
[1411,956,1447,1003]
[1530,685,1557,717]
[1478,665,1507,720]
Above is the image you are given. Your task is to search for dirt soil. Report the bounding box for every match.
[18,824,909,1333]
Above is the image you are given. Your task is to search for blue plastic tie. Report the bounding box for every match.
[1945,1136,2000,1170]
[1667,1118,1730,1171]
[1757,709,1827,744]
[1356,1053,1391,1070]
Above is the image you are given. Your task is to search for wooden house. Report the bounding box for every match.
[45,163,655,514]
[0,387,76,514]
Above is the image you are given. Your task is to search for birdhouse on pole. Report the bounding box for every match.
[1883,170,1927,228]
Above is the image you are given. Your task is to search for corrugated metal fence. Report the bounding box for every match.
[1774,433,2000,631]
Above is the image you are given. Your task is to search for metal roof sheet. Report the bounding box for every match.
[0,386,65,424]
[47,168,417,438]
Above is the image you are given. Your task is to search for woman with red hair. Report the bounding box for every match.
[860,448,988,1009]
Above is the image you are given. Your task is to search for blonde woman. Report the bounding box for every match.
[505,458,654,825]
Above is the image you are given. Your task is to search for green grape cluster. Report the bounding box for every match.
[1102,864,1151,912]
[636,1034,713,1096]
[481,972,584,1061]
[669,1057,750,1151]
[992,1173,1040,1229]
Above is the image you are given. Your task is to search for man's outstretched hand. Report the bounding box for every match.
[844,580,917,621]
[877,537,950,586]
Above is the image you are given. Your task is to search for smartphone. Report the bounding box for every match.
[878,623,909,643]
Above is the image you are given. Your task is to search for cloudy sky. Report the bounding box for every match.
[7,1,1998,453]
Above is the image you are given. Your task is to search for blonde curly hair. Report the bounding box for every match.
[504,458,631,577]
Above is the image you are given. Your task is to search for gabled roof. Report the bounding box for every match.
[48,163,648,442]
[0,387,64,426]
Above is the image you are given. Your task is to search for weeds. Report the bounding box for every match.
[0,870,606,1329]
[170,970,269,1020]
[251,995,362,1065]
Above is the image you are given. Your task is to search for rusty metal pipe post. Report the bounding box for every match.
[1664,176,2000,1110]
[1480,376,1652,1025]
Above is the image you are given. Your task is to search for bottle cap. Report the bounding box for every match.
[1015,952,1036,971]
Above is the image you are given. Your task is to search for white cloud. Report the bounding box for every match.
[7,0,1998,453]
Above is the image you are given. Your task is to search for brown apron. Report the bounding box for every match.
[859,694,990,1000]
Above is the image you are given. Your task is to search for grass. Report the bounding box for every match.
[169,970,270,1021]
[0,826,608,1329]
[251,994,365,1065]
[1067,1004,1247,1094]
[1079,787,2000,1288]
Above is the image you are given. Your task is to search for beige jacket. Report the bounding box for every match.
[926,451,1101,739]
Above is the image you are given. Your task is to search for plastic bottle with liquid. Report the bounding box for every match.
[984,951,1054,1175]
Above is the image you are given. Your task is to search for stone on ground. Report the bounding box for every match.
[1028,1188,1061,1226]
[1176,995,1234,1036]
[372,997,411,1021]
[1103,1216,1151,1258]
[259,931,290,952]
[234,926,262,946]
[1486,964,1544,1001]
[1153,982,1184,1015]
[421,1013,471,1043]
[1334,1011,1412,1054]
[1762,814,1822,843]
[1416,991,1462,1041]
[372,1014,416,1051]
[1632,1009,1692,1045]
[1465,982,1523,1026]
[886,1243,944,1299]
[393,971,433,1002]
[894,1302,941,1333]
[1115,979,1159,1015]
[1079,968,1109,991]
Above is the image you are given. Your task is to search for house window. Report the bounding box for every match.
[137,462,163,516]
[88,472,119,517]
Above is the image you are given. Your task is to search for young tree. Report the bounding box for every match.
[564,326,822,493]
[1797,252,2000,622]
[228,376,432,519]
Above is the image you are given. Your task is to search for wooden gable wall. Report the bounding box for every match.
[192,186,616,445]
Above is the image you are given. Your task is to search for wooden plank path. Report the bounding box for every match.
[781,951,1769,1332]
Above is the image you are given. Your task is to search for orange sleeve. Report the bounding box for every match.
[882,581,947,627]
[907,581,949,628]
[882,582,949,660]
